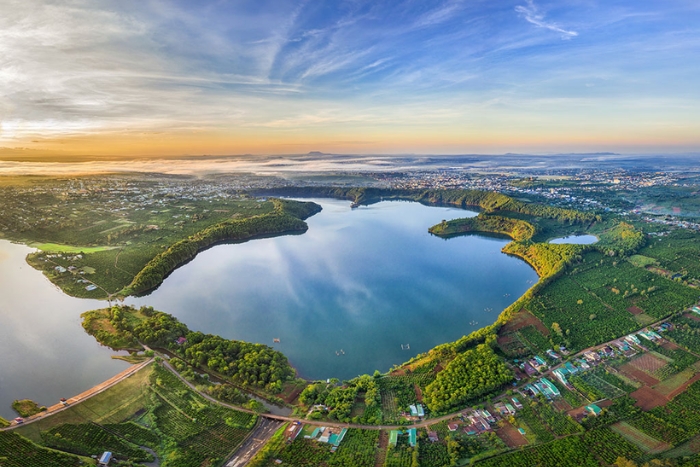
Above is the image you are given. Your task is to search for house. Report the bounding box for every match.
[585,404,602,417]
[409,404,425,417]
[521,362,538,376]
[286,422,303,442]
[546,349,561,360]
[564,362,579,374]
[625,334,641,345]
[553,368,569,386]
[176,336,187,345]
[534,378,560,399]
[54,266,67,273]
[98,452,113,466]
[428,431,439,443]
[583,351,600,363]
[512,398,523,409]
[447,422,460,432]
[518,428,527,435]
[389,429,417,447]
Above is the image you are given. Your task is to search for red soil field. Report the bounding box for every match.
[497,421,529,448]
[619,363,661,386]
[630,386,668,410]
[629,353,668,375]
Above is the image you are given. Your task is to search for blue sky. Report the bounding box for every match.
[0,0,699,155]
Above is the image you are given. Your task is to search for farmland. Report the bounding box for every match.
[6,179,700,466]
[5,363,256,467]
[0,175,321,298]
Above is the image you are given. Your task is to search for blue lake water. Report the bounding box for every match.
[0,198,539,418]
[0,240,129,420]
[549,234,599,245]
[129,199,538,380]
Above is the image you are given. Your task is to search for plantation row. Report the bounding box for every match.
[42,422,153,462]
[527,251,700,352]
[475,428,644,467]
[423,343,513,413]
[628,379,700,446]
[0,431,86,467]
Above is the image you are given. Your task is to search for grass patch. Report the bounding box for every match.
[611,421,671,454]
[654,368,696,396]
[628,255,659,268]
[11,399,46,418]
[15,364,153,443]
[29,242,117,253]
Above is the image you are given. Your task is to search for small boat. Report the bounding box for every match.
[273,338,280,343]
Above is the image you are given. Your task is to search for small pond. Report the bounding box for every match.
[549,235,598,245]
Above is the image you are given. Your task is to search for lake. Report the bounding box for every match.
[549,234,599,245]
[129,199,538,380]
[0,199,538,419]
[0,240,130,420]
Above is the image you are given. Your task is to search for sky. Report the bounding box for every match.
[1,0,699,157]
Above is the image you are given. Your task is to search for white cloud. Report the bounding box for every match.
[515,0,578,39]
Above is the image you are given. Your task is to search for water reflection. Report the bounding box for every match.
[130,199,538,380]
[0,241,128,419]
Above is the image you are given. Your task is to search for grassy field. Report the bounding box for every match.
[15,364,153,442]
[8,363,258,467]
[611,421,671,454]
[28,242,117,253]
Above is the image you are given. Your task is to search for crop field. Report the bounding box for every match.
[530,401,583,436]
[517,326,551,355]
[576,372,628,399]
[383,436,415,467]
[662,433,700,458]
[666,314,700,354]
[654,368,697,396]
[515,403,554,443]
[378,373,433,421]
[15,364,153,442]
[417,437,450,466]
[270,438,332,466]
[589,367,639,393]
[627,380,700,447]
[619,362,661,387]
[611,421,671,453]
[629,386,668,410]
[629,352,670,378]
[328,429,378,467]
[0,431,89,467]
[526,251,700,351]
[637,230,700,280]
[42,422,153,462]
[496,421,529,448]
[9,363,257,467]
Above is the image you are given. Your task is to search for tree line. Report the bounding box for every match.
[123,199,320,296]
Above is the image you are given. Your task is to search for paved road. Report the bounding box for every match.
[226,418,283,467]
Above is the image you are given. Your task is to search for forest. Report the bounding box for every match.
[124,198,320,296]
[422,341,513,413]
[82,305,295,393]
[428,214,536,241]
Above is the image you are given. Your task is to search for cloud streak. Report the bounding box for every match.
[515,0,578,39]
